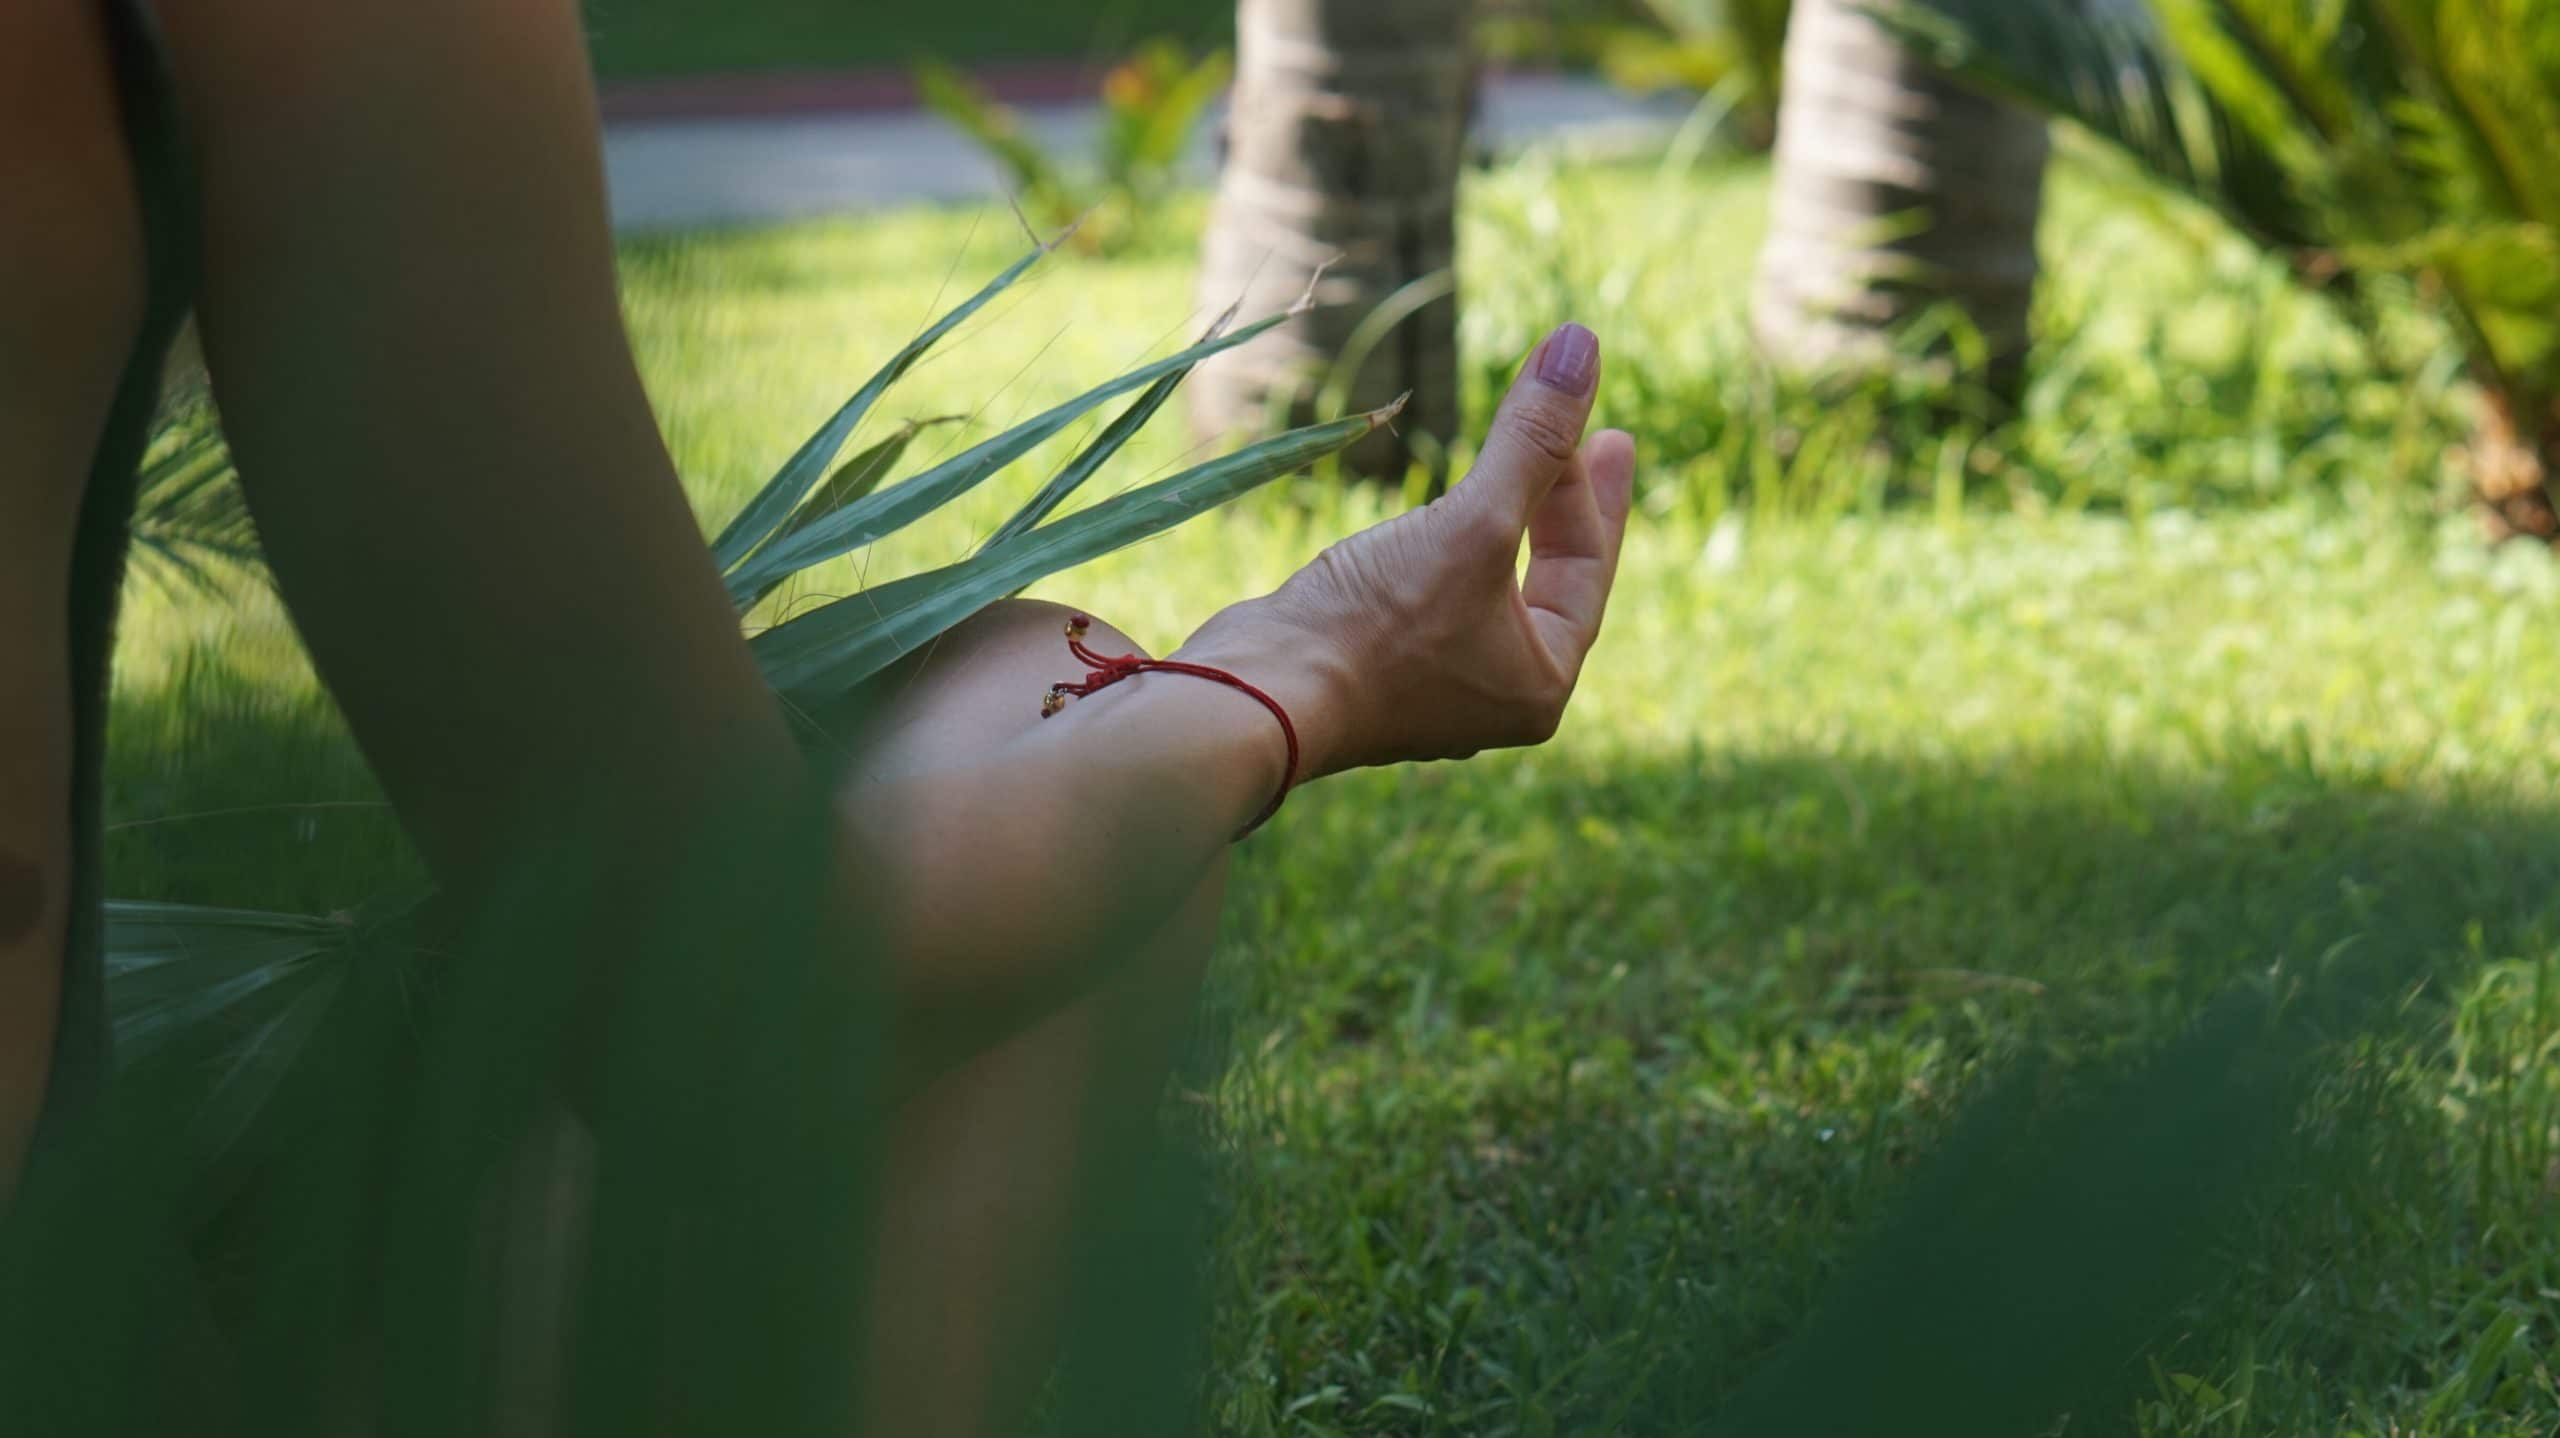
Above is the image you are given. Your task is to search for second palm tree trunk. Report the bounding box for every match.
[1192,0,1472,476]
[1753,0,2052,404]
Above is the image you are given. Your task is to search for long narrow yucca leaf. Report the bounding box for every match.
[979,308,1240,554]
[982,371,1186,552]
[707,239,1058,575]
[724,307,1295,609]
[771,415,964,546]
[753,398,1404,706]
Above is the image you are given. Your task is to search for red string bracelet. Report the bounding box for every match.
[1040,614,1299,837]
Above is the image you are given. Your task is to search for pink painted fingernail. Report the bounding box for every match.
[1534,322,1598,396]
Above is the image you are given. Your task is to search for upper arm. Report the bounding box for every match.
[148,0,798,880]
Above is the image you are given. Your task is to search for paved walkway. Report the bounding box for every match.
[602,73,1690,233]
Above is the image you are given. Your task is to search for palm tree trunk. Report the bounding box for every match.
[1751,0,2051,403]
[1192,0,1472,476]
[2467,388,2560,541]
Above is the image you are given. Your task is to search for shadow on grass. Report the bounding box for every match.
[1263,741,2560,1043]
[101,651,419,912]
[1221,746,2560,1434]
[49,664,2560,1435]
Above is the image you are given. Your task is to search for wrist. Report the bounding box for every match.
[1171,601,1360,787]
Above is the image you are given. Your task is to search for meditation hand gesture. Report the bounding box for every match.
[1177,322,1637,782]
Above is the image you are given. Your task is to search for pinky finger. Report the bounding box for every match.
[1522,429,1637,674]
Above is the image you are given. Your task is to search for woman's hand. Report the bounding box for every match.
[1176,322,1637,783]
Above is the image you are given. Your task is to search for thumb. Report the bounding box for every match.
[1454,322,1601,525]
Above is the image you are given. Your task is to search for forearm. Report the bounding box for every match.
[845,613,1344,1039]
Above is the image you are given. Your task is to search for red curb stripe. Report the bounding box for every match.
[598,60,1110,123]
[599,60,1573,124]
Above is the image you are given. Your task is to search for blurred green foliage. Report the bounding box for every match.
[1481,0,1792,147]
[581,0,1235,78]
[917,43,1231,256]
[1463,154,2471,525]
[1894,0,2560,529]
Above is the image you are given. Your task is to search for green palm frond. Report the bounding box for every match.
[128,399,262,598]
[1894,0,2314,248]
[2366,0,2560,228]
[1878,0,2319,254]
[105,901,356,1064]
[1889,0,2560,467]
[2175,0,2371,147]
[1882,0,2560,262]
[102,898,411,1189]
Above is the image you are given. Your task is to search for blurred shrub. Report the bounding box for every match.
[917,42,1230,255]
[1480,0,1791,149]
[1599,0,1789,146]
[1892,0,2560,539]
[1458,154,2472,524]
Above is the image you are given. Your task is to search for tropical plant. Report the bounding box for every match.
[1192,0,1475,478]
[1886,0,2560,536]
[916,42,1232,255]
[1098,41,1235,208]
[1750,0,2055,406]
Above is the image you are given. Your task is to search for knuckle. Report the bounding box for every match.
[1309,543,1377,603]
[1526,686,1574,743]
[1499,399,1584,468]
[1458,503,1516,550]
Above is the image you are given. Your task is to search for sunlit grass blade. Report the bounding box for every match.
[752,398,1404,705]
[771,415,964,546]
[724,307,1298,609]
[708,240,1058,576]
[979,307,1240,554]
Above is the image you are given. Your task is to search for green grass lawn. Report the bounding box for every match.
[582,0,1234,78]
[105,158,2560,1432]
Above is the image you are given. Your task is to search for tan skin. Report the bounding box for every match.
[0,0,148,1190]
[0,2,1637,1432]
